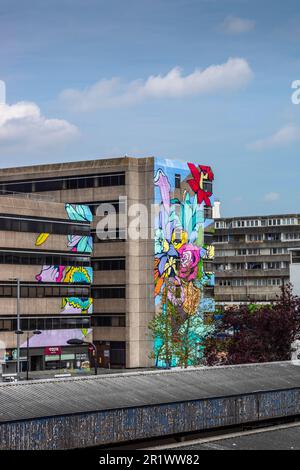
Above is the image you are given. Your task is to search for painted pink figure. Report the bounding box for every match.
[178,244,201,281]
[36,265,65,283]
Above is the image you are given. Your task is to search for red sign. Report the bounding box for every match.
[44,346,62,356]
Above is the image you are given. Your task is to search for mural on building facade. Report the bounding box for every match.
[35,204,93,254]
[35,265,93,284]
[34,204,93,317]
[152,159,215,368]
[61,296,93,314]
[65,203,93,254]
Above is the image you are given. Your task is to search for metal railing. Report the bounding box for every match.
[0,190,56,202]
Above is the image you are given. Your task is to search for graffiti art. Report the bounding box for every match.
[151,159,215,368]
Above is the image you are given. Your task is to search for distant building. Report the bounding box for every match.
[0,195,92,375]
[214,214,300,305]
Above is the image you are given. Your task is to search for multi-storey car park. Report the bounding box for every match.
[0,195,93,376]
[214,214,300,305]
[0,156,215,369]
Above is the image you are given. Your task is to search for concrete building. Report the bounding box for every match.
[0,157,215,369]
[0,195,93,375]
[214,214,300,305]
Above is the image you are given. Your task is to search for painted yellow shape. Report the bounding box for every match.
[35,233,50,246]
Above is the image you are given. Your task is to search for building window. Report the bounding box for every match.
[247,234,263,242]
[92,258,125,271]
[0,316,91,332]
[175,174,181,189]
[265,233,281,241]
[0,251,90,267]
[204,206,213,220]
[284,233,300,241]
[266,262,281,270]
[0,216,90,236]
[92,315,126,327]
[0,172,126,194]
[0,284,90,298]
[247,262,263,270]
[92,286,126,299]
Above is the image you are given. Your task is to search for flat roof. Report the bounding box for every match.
[169,423,300,450]
[0,362,299,424]
[0,156,154,177]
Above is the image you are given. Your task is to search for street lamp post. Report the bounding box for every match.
[9,278,21,380]
[67,338,98,375]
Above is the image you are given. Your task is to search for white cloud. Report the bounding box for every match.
[60,58,253,112]
[0,101,79,152]
[222,15,256,34]
[264,192,280,202]
[248,124,300,151]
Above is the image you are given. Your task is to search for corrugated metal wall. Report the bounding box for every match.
[0,388,299,450]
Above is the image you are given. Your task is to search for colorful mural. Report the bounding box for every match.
[65,204,93,254]
[35,203,93,254]
[152,159,215,368]
[33,204,93,318]
[61,297,93,314]
[35,266,93,284]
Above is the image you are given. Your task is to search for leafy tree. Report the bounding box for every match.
[204,284,300,366]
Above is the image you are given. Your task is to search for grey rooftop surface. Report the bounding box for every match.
[175,423,300,450]
[0,361,300,424]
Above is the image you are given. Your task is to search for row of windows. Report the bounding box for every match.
[216,218,298,229]
[236,248,260,256]
[0,285,126,299]
[0,251,90,267]
[215,232,300,243]
[92,258,125,271]
[92,286,126,299]
[91,315,126,327]
[0,216,90,236]
[0,316,91,332]
[217,278,283,287]
[216,247,289,257]
[216,261,289,271]
[0,173,125,194]
[0,284,90,298]
[284,233,300,241]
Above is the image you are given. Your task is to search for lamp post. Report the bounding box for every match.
[10,278,20,380]
[26,330,41,381]
[67,338,97,375]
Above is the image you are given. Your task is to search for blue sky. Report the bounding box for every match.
[0,0,300,216]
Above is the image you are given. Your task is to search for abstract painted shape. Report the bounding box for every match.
[35,265,93,284]
[67,234,93,253]
[35,233,50,246]
[65,203,93,223]
[61,297,93,314]
[187,163,214,207]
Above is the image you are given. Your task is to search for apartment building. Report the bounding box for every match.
[0,156,215,369]
[0,195,93,375]
[214,214,300,305]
